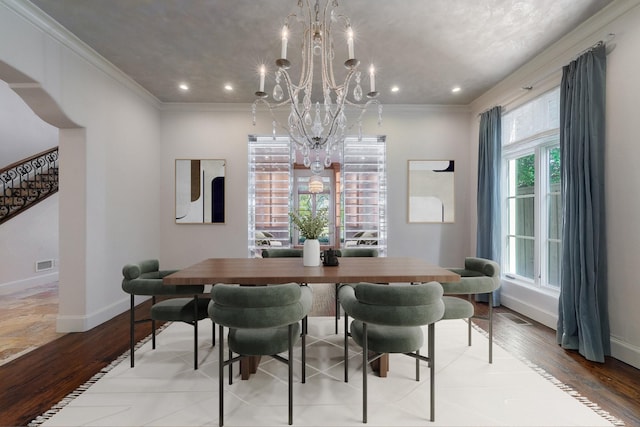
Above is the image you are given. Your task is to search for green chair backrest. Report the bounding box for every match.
[336,248,378,257]
[261,249,303,258]
[210,283,309,329]
[341,282,444,327]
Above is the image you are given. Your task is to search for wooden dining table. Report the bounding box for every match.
[163,256,459,286]
[163,256,460,378]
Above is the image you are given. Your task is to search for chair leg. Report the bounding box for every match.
[151,296,157,349]
[416,350,420,381]
[129,294,135,368]
[218,324,224,427]
[429,322,435,422]
[302,316,307,383]
[344,312,349,382]
[288,324,294,425]
[335,283,340,334]
[489,292,494,364]
[194,295,199,370]
[362,322,368,424]
[467,294,472,346]
[229,347,233,385]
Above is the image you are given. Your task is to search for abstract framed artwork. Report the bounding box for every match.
[175,159,225,223]
[407,160,455,223]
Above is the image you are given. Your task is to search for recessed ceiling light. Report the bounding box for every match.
[451,86,461,93]
[178,83,189,91]
[224,84,233,91]
[391,86,399,93]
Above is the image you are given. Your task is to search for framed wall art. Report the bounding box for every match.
[175,159,225,223]
[407,160,455,223]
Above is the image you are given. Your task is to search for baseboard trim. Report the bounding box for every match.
[500,283,559,330]
[0,272,59,295]
[611,336,640,369]
[56,295,145,332]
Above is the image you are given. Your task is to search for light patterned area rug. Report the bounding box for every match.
[31,317,624,427]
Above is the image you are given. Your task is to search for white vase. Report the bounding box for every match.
[303,239,321,266]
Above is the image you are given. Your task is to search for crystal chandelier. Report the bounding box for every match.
[252,0,382,169]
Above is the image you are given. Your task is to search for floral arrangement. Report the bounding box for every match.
[289,209,328,240]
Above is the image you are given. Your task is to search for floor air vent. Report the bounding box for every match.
[498,312,532,326]
[35,259,55,272]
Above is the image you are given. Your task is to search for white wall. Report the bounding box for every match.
[470,0,640,368]
[159,105,472,269]
[0,2,162,331]
[0,194,58,294]
[604,3,640,368]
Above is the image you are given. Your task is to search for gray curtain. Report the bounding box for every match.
[557,43,610,362]
[476,106,502,306]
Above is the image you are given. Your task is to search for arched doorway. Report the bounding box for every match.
[0,60,84,338]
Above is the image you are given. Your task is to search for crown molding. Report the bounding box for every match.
[2,0,161,108]
[159,103,254,112]
[158,102,471,116]
[471,0,640,113]
[382,104,471,114]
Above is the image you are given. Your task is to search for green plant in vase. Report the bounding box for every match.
[290,209,328,266]
[289,209,329,240]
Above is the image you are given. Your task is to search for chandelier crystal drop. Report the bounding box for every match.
[252,0,381,169]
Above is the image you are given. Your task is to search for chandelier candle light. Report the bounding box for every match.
[252,0,382,170]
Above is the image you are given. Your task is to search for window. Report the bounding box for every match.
[502,88,561,290]
[248,137,292,255]
[293,170,333,245]
[248,136,386,256]
[342,138,387,253]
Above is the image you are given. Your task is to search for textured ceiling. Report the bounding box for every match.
[28,0,612,105]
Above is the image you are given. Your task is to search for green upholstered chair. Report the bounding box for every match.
[121,259,209,368]
[339,282,444,423]
[150,296,211,369]
[209,283,313,426]
[334,248,379,333]
[261,248,303,258]
[440,257,501,363]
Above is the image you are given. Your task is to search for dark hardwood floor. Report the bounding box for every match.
[1,299,639,426]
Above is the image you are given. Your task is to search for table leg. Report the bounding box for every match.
[370,353,389,377]
[240,356,261,380]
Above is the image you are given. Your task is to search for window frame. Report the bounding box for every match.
[501,88,561,293]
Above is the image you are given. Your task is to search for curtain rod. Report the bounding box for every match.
[478,33,616,117]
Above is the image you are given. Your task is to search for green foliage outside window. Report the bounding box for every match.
[516,148,560,188]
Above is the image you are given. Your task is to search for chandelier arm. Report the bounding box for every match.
[320,0,337,90]
[252,98,313,149]
[279,66,327,150]
[339,99,382,135]
[322,66,357,130]
[253,97,292,112]
[294,2,315,89]
[325,12,352,88]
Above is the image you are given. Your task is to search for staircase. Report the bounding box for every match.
[0,147,59,225]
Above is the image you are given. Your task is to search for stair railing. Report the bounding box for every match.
[0,147,59,225]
